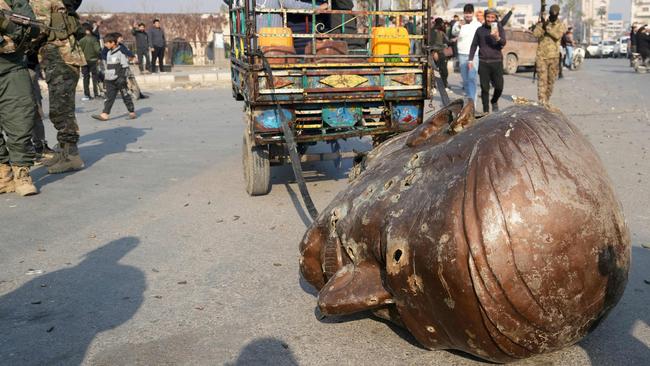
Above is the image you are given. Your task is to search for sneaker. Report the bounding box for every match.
[82,96,90,101]
[491,103,499,112]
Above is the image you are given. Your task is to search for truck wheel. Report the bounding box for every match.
[233,87,244,101]
[242,133,271,196]
[504,54,518,75]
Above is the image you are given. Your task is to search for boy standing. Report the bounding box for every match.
[92,34,137,121]
[79,26,101,100]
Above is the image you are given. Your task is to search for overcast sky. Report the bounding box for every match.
[78,0,633,21]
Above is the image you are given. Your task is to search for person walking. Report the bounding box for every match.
[431,17,450,89]
[533,4,566,109]
[32,0,87,174]
[454,4,482,105]
[132,22,150,73]
[92,34,137,122]
[0,0,41,196]
[148,19,166,73]
[468,8,506,114]
[562,27,575,69]
[638,25,650,66]
[79,26,101,101]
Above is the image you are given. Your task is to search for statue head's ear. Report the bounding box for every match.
[318,263,393,316]
[406,99,465,148]
[449,98,476,134]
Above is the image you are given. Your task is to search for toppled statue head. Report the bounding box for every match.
[300,99,630,363]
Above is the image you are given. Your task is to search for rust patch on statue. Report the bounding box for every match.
[299,99,630,363]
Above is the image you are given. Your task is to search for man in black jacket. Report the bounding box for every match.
[148,19,166,73]
[638,25,650,65]
[468,8,506,114]
[132,22,150,73]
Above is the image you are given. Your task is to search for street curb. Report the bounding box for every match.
[134,72,233,88]
[71,71,233,92]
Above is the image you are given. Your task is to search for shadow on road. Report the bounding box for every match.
[33,126,150,186]
[579,246,650,364]
[227,337,299,366]
[284,184,313,227]
[0,237,145,366]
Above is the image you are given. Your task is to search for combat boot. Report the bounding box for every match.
[47,143,85,174]
[12,166,38,196]
[0,163,15,194]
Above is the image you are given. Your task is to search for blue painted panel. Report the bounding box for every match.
[322,106,362,127]
[253,108,294,131]
[392,104,421,129]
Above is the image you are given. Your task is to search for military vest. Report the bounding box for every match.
[47,7,80,41]
[0,0,17,54]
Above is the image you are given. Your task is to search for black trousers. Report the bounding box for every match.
[82,61,99,98]
[435,52,449,88]
[137,49,150,72]
[478,61,504,113]
[151,46,165,72]
[103,79,134,115]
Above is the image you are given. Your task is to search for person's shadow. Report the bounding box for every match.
[579,245,650,364]
[227,337,299,366]
[0,237,145,366]
[34,126,150,186]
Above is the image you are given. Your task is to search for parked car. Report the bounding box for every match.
[600,40,615,57]
[585,43,600,58]
[614,36,629,58]
[502,28,538,74]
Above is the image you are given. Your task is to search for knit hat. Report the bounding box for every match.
[484,8,498,17]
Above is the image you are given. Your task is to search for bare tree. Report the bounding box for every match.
[78,0,106,13]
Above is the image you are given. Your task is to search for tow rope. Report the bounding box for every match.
[255,50,319,222]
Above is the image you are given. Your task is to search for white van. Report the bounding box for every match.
[614,36,629,58]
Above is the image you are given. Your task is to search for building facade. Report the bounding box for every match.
[575,0,610,43]
[631,0,650,26]
[605,13,625,40]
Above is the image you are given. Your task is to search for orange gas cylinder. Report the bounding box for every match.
[258,27,294,48]
[370,26,410,62]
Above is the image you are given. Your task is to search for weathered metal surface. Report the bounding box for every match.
[299,99,630,363]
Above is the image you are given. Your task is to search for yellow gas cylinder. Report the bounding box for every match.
[371,26,410,62]
[258,27,294,48]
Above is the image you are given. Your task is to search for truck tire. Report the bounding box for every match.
[504,54,518,75]
[242,133,271,196]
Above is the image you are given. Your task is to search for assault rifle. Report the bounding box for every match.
[0,9,64,32]
[532,0,547,83]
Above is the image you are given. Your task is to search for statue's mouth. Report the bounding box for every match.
[322,234,349,281]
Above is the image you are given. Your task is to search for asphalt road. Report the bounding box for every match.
[0,59,648,366]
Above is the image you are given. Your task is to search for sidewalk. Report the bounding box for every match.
[132,65,232,89]
[72,65,232,92]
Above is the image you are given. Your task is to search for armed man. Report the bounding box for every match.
[533,3,566,109]
[0,0,42,196]
[32,0,86,174]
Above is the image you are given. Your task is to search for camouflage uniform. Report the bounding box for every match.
[0,0,38,167]
[32,0,86,173]
[0,0,40,196]
[533,20,567,107]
